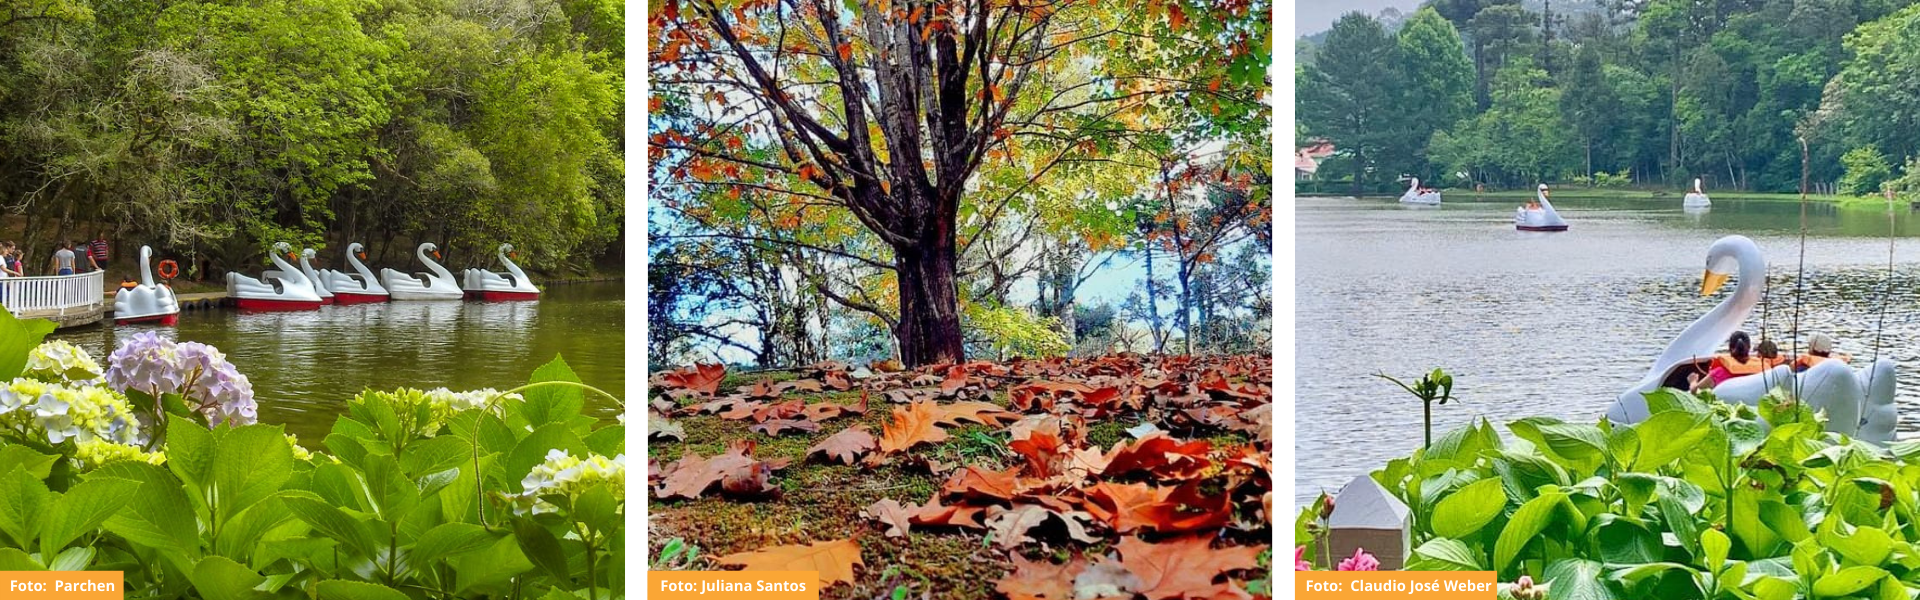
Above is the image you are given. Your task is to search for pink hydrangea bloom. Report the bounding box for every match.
[1295,546,1313,571]
[1337,547,1379,571]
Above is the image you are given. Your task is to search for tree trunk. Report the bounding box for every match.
[892,230,964,367]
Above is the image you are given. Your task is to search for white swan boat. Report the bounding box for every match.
[1605,235,1897,443]
[318,242,388,304]
[1684,178,1712,208]
[294,248,334,305]
[380,242,465,301]
[113,246,180,325]
[1515,184,1569,231]
[461,243,541,301]
[227,242,325,311]
[1399,178,1441,205]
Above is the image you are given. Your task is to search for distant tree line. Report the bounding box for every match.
[0,0,624,273]
[1299,0,1920,197]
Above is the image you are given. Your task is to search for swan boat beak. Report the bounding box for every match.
[1701,270,1731,296]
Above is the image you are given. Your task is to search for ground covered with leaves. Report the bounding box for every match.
[646,355,1274,600]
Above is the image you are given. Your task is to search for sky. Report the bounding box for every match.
[1298,0,1425,37]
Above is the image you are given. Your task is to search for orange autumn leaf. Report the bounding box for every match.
[836,41,853,61]
[715,538,863,589]
[931,401,1019,428]
[879,401,948,453]
[660,363,726,395]
[1116,535,1263,600]
[1168,4,1187,29]
[939,465,1020,501]
[1085,482,1169,533]
[807,425,878,465]
[994,555,1087,600]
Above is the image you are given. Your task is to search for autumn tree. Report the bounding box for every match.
[649,0,1268,366]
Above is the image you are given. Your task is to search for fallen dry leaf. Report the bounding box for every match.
[863,498,914,537]
[800,391,870,422]
[751,418,821,436]
[714,538,863,589]
[994,555,1087,600]
[647,410,685,441]
[931,401,1020,428]
[1073,560,1144,599]
[986,504,1052,549]
[880,401,949,454]
[661,364,726,396]
[1116,535,1264,600]
[940,465,1020,501]
[655,445,789,500]
[806,426,877,465]
[939,365,969,396]
[909,497,988,529]
[751,399,806,423]
[1085,482,1169,533]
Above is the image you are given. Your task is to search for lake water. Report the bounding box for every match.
[50,281,625,442]
[1296,195,1920,506]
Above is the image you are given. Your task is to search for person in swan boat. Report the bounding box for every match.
[1792,333,1852,372]
[1690,331,1766,391]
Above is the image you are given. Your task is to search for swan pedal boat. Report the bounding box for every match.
[1605,235,1897,443]
[113,246,180,326]
[1684,178,1712,209]
[1399,178,1441,205]
[277,248,335,305]
[381,242,465,301]
[227,242,325,311]
[1515,184,1569,231]
[318,242,389,304]
[461,243,541,301]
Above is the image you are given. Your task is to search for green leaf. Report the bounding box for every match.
[411,522,498,566]
[0,310,58,379]
[0,465,50,549]
[96,461,199,556]
[189,555,269,600]
[574,482,619,534]
[1543,558,1619,600]
[0,547,40,569]
[1819,519,1894,567]
[456,535,534,594]
[168,414,216,500]
[1406,538,1482,571]
[46,546,92,571]
[0,446,58,481]
[1702,528,1730,574]
[1750,576,1796,600]
[584,425,624,457]
[506,424,586,492]
[1495,491,1566,571]
[317,580,410,600]
[1643,388,1711,416]
[1811,566,1888,598]
[40,477,141,558]
[360,453,419,519]
[399,436,471,479]
[1509,417,1608,472]
[1431,477,1506,539]
[1595,517,1661,565]
[283,493,377,558]
[514,518,571,582]
[521,355,584,428]
[1630,411,1712,471]
[211,424,294,522]
[216,495,294,562]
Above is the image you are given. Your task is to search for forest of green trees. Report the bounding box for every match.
[1298,0,1920,197]
[0,0,623,273]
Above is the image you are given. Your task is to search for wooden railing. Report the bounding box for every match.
[0,271,106,317]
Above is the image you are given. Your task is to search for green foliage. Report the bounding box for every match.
[1299,13,1405,193]
[0,354,623,598]
[965,304,1072,360]
[1840,145,1894,196]
[1302,380,1920,599]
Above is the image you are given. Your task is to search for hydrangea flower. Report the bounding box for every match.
[0,378,142,447]
[515,449,624,517]
[1337,548,1379,571]
[286,433,314,461]
[24,341,104,383]
[105,333,256,426]
[74,438,165,468]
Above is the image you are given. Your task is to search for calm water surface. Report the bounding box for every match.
[1297,195,1920,506]
[51,282,624,442]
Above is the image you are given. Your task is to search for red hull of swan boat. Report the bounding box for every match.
[116,313,179,326]
[474,291,540,301]
[234,298,323,311]
[332,292,388,304]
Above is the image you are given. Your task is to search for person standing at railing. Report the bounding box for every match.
[74,240,99,273]
[88,232,109,271]
[0,242,17,278]
[50,242,76,276]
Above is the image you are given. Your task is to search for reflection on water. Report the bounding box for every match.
[51,282,624,442]
[1297,196,1920,506]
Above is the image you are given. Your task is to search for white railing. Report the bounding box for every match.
[0,271,105,316]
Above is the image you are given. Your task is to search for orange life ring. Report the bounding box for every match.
[156,259,180,280]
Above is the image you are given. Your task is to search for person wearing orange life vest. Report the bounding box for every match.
[1691,331,1766,391]
[1792,333,1851,372]
[1755,339,1788,368]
